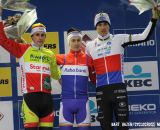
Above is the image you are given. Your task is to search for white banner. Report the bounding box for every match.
[124,61,159,91]
[0,101,14,130]
[89,97,100,126]
[0,46,10,63]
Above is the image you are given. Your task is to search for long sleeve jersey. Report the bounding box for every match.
[0,22,61,94]
[56,49,95,99]
[86,18,157,87]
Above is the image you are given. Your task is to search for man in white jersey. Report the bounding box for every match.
[86,7,159,130]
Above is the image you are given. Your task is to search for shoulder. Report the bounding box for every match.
[86,39,96,48]
[56,54,65,59]
[113,34,128,38]
[42,48,55,55]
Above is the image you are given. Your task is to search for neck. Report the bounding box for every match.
[70,49,81,53]
[98,33,110,40]
[32,42,43,49]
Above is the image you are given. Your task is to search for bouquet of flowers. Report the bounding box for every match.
[4,9,37,39]
[0,0,35,12]
[129,0,160,14]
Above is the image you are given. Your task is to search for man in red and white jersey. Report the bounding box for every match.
[0,7,60,130]
[86,7,159,130]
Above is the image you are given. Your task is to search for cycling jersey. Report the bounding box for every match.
[0,22,60,94]
[86,18,157,87]
[56,49,95,99]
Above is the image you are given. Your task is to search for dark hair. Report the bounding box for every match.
[67,27,81,35]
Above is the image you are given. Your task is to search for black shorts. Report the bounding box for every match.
[23,92,53,118]
[96,83,129,130]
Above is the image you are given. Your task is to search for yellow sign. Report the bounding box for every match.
[16,32,60,62]
[0,67,12,97]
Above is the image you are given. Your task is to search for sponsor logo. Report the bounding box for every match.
[97,45,111,56]
[0,112,4,121]
[63,68,87,73]
[129,103,157,115]
[128,40,155,47]
[124,65,152,88]
[89,99,100,124]
[119,102,127,108]
[44,44,56,49]
[44,77,51,90]
[98,16,107,21]
[30,64,50,72]
[30,54,50,63]
[89,100,97,114]
[0,79,9,84]
[107,41,112,45]
[54,110,59,117]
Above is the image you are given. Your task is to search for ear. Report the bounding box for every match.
[31,35,34,40]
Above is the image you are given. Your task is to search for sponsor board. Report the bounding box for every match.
[0,46,10,63]
[124,61,159,91]
[0,67,12,97]
[128,94,160,124]
[89,97,100,126]
[0,101,14,130]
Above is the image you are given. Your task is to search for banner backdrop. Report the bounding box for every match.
[0,0,160,130]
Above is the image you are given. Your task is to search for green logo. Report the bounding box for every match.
[44,77,51,90]
[30,54,50,63]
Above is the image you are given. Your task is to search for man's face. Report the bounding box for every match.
[96,22,110,36]
[31,31,46,47]
[69,36,82,51]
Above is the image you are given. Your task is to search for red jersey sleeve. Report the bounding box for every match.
[0,22,30,58]
[56,54,65,65]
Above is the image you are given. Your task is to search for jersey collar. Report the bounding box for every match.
[31,42,44,50]
[69,49,82,55]
[98,33,110,41]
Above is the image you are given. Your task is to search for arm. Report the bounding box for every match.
[87,55,96,85]
[122,8,158,48]
[56,54,65,65]
[55,54,65,84]
[51,53,61,80]
[86,44,96,85]
[0,7,29,58]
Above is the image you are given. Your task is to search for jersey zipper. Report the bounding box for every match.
[74,52,77,98]
[102,40,109,84]
[40,48,43,91]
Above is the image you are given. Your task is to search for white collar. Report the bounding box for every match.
[97,33,110,41]
[31,42,44,50]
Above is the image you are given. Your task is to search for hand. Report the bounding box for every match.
[58,78,62,85]
[152,5,160,19]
